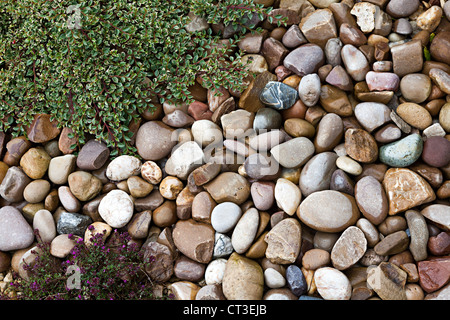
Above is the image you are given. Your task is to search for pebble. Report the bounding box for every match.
[283,43,324,76]
[420,204,449,231]
[314,113,343,153]
[422,136,450,168]
[68,171,102,202]
[365,71,400,92]
[302,248,330,271]
[354,102,391,133]
[355,175,388,225]
[341,44,369,81]
[76,139,109,171]
[396,103,433,130]
[251,181,275,211]
[260,81,298,110]
[299,152,337,197]
[298,73,321,107]
[297,190,360,232]
[418,257,450,293]
[314,267,352,300]
[222,252,264,300]
[211,202,242,233]
[283,118,315,138]
[264,268,286,289]
[23,179,50,203]
[135,121,177,160]
[264,218,302,264]
[98,189,134,228]
[50,234,78,258]
[164,141,204,180]
[56,211,92,237]
[58,186,81,213]
[331,226,367,270]
[105,155,141,181]
[20,147,51,180]
[33,209,56,243]
[400,74,432,103]
[367,262,407,300]
[48,154,76,185]
[274,178,301,216]
[205,258,227,285]
[231,208,259,254]
[344,128,379,163]
[319,84,353,116]
[299,9,337,49]
[379,134,423,168]
[253,108,282,131]
[213,233,233,258]
[270,137,315,169]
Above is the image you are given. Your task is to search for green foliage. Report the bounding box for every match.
[0,0,277,155]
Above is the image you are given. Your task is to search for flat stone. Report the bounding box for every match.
[430,31,450,66]
[271,137,315,169]
[283,118,315,138]
[282,24,307,48]
[253,108,282,131]
[23,179,50,204]
[222,252,264,300]
[396,103,433,130]
[221,109,254,139]
[302,248,331,270]
[314,113,343,153]
[366,71,400,92]
[429,68,450,95]
[191,120,223,148]
[264,218,302,264]
[405,210,429,262]
[162,109,195,128]
[374,230,409,256]
[422,136,450,168]
[173,219,215,264]
[355,176,388,225]
[211,202,242,233]
[379,134,423,168]
[354,102,391,133]
[386,0,419,18]
[325,65,353,91]
[261,37,289,71]
[367,262,407,300]
[319,84,353,116]
[299,152,337,197]
[331,226,367,270]
[283,44,325,76]
[260,81,298,110]
[143,241,174,282]
[0,206,34,251]
[243,153,279,180]
[314,267,352,300]
[383,168,435,216]
[374,124,402,143]
[249,130,285,151]
[50,234,79,258]
[297,190,360,232]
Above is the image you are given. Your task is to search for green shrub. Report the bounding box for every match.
[0,0,276,155]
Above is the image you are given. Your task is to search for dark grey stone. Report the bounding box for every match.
[260,81,298,110]
[57,211,92,237]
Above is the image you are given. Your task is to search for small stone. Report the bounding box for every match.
[274,178,301,216]
[203,172,250,205]
[354,102,391,133]
[260,81,298,110]
[383,168,436,216]
[405,210,429,262]
[422,136,450,168]
[299,152,337,197]
[127,176,153,198]
[221,109,254,139]
[164,141,204,180]
[416,6,443,33]
[365,71,400,92]
[344,128,378,164]
[261,37,289,71]
[48,155,77,185]
[400,74,432,104]
[430,32,450,66]
[319,84,353,116]
[222,252,264,300]
[213,233,233,258]
[23,179,51,204]
[231,208,259,254]
[68,171,103,202]
[143,241,174,282]
[33,209,56,243]
[420,204,449,231]
[418,257,450,293]
[135,121,177,161]
[299,9,337,49]
[379,134,423,168]
[50,234,79,258]
[159,176,184,200]
[341,44,369,81]
[283,118,315,138]
[325,65,353,91]
[264,218,302,264]
[396,103,433,130]
[188,101,213,121]
[251,181,275,211]
[264,268,286,289]
[282,24,307,48]
[429,68,450,95]
[325,37,343,67]
[286,264,307,296]
[26,114,61,143]
[211,202,242,233]
[238,71,278,113]
[302,248,331,271]
[106,155,141,181]
[98,190,134,228]
[126,210,151,239]
[297,190,360,232]
[249,130,285,151]
[355,176,388,225]
[374,124,402,143]
[283,44,325,76]
[386,0,419,18]
[336,156,362,176]
[204,258,227,285]
[3,136,31,166]
[331,226,367,270]
[56,211,92,237]
[191,120,222,148]
[428,232,450,256]
[298,73,321,107]
[391,40,423,77]
[330,169,355,195]
[58,186,80,213]
[174,255,206,282]
[76,139,110,171]
[162,110,195,128]
[270,137,315,169]
[20,147,51,179]
[0,206,34,251]
[253,108,283,131]
[367,262,407,300]
[314,267,352,300]
[140,161,163,185]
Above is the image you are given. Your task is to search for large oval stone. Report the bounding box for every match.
[297,190,360,232]
[383,168,436,215]
[379,134,423,168]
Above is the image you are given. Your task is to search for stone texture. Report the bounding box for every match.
[283,44,325,76]
[367,262,407,300]
[391,40,423,77]
[203,172,250,205]
[238,71,277,113]
[26,114,61,143]
[299,9,337,49]
[76,139,110,171]
[405,210,429,262]
[331,226,367,270]
[0,166,31,203]
[260,81,298,110]
[379,134,423,168]
[0,206,34,251]
[274,178,301,216]
[314,267,352,300]
[271,137,315,169]
[355,176,388,225]
[98,190,134,228]
[418,257,450,293]
[264,218,302,264]
[106,155,141,181]
[135,121,177,161]
[231,208,259,254]
[383,168,435,215]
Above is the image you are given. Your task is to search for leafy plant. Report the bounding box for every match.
[0,0,279,156]
[5,227,170,300]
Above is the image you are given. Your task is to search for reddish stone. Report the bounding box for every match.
[428,232,450,256]
[59,127,77,154]
[187,101,213,121]
[418,257,450,293]
[26,113,61,143]
[275,65,293,81]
